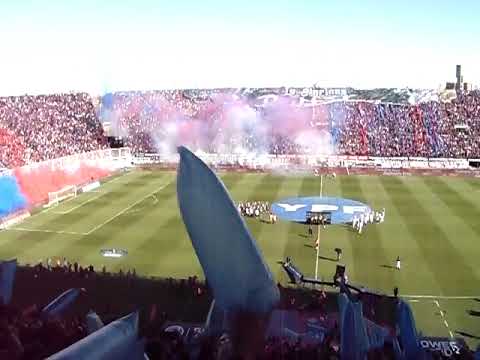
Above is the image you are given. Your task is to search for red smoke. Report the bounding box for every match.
[14,163,111,205]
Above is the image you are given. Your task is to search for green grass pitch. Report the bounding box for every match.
[1,169,479,347]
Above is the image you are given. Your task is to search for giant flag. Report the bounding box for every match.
[176,146,279,313]
[48,312,144,360]
[0,259,17,305]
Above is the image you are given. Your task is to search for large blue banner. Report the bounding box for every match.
[48,312,144,360]
[177,146,279,313]
[86,311,105,334]
[42,288,84,318]
[0,259,17,305]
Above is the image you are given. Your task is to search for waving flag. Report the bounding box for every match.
[176,146,279,313]
[42,288,84,318]
[0,259,17,305]
[48,312,144,360]
[86,311,105,334]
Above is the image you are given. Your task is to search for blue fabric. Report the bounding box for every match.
[352,302,370,355]
[86,311,105,334]
[341,301,360,360]
[0,259,17,305]
[364,319,388,350]
[101,93,114,109]
[176,146,279,313]
[392,337,406,360]
[338,293,349,330]
[396,300,421,360]
[339,294,391,359]
[42,288,81,318]
[0,176,27,217]
[48,312,144,360]
[272,196,372,225]
[474,348,480,360]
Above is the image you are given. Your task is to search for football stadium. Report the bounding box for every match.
[1,2,480,358]
[1,85,479,358]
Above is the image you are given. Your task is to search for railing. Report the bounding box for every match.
[132,152,476,170]
[19,147,133,172]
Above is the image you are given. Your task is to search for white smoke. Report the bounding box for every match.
[100,91,340,164]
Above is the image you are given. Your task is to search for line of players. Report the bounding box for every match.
[237,201,277,223]
[351,208,385,234]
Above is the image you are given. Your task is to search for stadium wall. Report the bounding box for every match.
[0,148,132,220]
[133,152,475,170]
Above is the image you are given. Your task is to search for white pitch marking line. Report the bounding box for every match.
[449,331,454,338]
[403,295,480,300]
[434,300,440,308]
[409,299,419,303]
[7,227,86,235]
[56,192,106,214]
[21,171,133,221]
[85,180,172,235]
[444,320,449,328]
[55,172,133,214]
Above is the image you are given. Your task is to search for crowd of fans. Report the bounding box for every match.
[1,258,478,359]
[99,89,480,159]
[1,90,479,169]
[0,93,108,168]
[4,259,211,359]
[333,93,480,158]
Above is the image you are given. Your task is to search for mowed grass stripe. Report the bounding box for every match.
[82,175,176,247]
[315,175,354,282]
[244,174,286,239]
[116,171,216,276]
[423,176,480,238]
[344,176,395,292]
[0,172,148,261]
[462,177,480,191]
[219,171,248,192]
[242,174,287,278]
[12,171,145,230]
[38,172,174,261]
[30,171,158,232]
[281,176,319,279]
[132,172,251,277]
[419,176,480,281]
[263,176,306,281]
[78,179,179,271]
[379,176,479,295]
[0,171,140,258]
[366,176,439,295]
[0,230,68,262]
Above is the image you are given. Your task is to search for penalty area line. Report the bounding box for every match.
[55,171,133,214]
[403,295,480,300]
[54,192,107,214]
[6,227,87,236]
[85,180,172,235]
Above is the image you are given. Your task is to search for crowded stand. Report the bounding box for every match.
[99,90,480,159]
[1,88,480,359]
[0,90,479,170]
[0,93,108,168]
[1,259,477,359]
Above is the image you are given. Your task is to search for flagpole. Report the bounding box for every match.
[315,174,323,280]
[320,174,323,197]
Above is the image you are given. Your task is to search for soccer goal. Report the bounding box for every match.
[46,185,77,207]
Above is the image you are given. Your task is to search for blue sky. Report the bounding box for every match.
[0,0,478,95]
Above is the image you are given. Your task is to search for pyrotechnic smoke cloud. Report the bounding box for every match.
[98,91,337,159]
